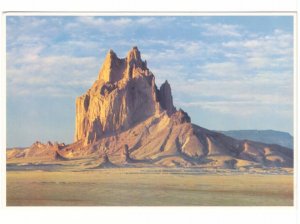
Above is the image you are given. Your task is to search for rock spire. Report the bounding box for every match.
[74,47,182,145]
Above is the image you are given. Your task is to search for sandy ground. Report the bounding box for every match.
[6,168,293,206]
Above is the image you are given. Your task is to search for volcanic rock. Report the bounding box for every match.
[74,47,178,145]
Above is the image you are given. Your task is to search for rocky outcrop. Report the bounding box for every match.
[7,141,66,161]
[93,153,118,169]
[171,109,191,125]
[159,81,176,116]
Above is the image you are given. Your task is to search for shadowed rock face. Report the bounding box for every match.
[159,81,176,116]
[7,47,293,169]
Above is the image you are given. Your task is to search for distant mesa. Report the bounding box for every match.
[7,47,293,170]
[218,130,293,149]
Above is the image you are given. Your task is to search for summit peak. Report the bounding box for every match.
[127,46,142,63]
[108,49,116,55]
[98,47,148,83]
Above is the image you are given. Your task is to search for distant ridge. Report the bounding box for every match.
[218,130,293,149]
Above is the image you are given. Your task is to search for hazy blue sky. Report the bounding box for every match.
[6,16,294,147]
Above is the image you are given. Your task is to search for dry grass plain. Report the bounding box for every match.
[6,168,293,206]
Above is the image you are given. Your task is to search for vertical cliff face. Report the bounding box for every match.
[97,49,126,83]
[74,47,178,145]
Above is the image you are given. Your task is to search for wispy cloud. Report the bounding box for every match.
[77,17,132,27]
[7,50,99,97]
[67,16,160,34]
[200,23,242,37]
[221,29,293,74]
[196,62,242,78]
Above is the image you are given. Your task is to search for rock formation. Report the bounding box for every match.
[7,47,294,170]
[74,46,177,145]
[158,80,176,116]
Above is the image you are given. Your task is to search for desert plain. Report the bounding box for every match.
[7,165,293,206]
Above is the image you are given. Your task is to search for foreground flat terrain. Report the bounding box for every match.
[7,168,293,206]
